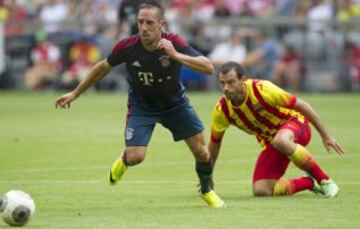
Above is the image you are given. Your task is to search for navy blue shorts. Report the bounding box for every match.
[124,102,204,146]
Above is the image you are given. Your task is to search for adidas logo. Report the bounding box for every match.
[132,61,141,67]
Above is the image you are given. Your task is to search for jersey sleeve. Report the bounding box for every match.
[210,102,230,143]
[106,37,136,67]
[257,80,297,109]
[182,46,202,57]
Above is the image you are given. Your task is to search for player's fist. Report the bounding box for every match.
[157,38,176,58]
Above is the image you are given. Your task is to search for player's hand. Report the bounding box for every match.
[157,38,177,58]
[322,135,346,155]
[55,92,78,109]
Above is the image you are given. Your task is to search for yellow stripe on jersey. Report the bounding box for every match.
[210,79,304,145]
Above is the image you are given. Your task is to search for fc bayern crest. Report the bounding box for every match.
[159,55,170,67]
[125,128,134,140]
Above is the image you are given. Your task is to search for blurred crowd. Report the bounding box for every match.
[1,0,360,92]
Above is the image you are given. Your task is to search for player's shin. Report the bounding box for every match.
[195,160,213,194]
[274,177,314,196]
[290,144,330,184]
[196,159,225,208]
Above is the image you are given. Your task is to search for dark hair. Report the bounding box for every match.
[139,1,164,20]
[217,61,245,79]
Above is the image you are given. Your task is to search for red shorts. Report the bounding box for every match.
[252,118,312,182]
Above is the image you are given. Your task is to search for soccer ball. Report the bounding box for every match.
[0,190,35,226]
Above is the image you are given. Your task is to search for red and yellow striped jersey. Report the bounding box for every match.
[211,79,305,146]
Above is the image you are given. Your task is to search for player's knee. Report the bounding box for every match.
[127,156,144,165]
[271,135,288,152]
[252,187,274,197]
[193,147,210,162]
[125,149,146,165]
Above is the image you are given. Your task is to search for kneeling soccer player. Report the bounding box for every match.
[209,61,345,197]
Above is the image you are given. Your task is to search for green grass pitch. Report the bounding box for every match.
[0,91,359,228]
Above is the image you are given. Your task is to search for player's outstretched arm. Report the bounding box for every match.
[205,139,223,190]
[208,140,222,166]
[157,38,214,74]
[55,59,112,109]
[293,98,346,155]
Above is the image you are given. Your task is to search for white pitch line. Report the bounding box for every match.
[0,159,256,173]
[0,180,359,185]
[0,154,357,174]
[0,165,108,173]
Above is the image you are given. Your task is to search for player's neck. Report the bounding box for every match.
[142,38,160,52]
[231,97,245,106]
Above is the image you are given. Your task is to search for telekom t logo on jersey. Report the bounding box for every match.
[138,72,172,86]
[138,72,154,86]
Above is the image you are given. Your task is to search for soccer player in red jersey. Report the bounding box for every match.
[209,61,345,197]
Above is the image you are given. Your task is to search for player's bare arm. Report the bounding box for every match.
[293,98,345,155]
[207,129,226,190]
[55,59,112,109]
[208,140,222,165]
[157,38,214,74]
